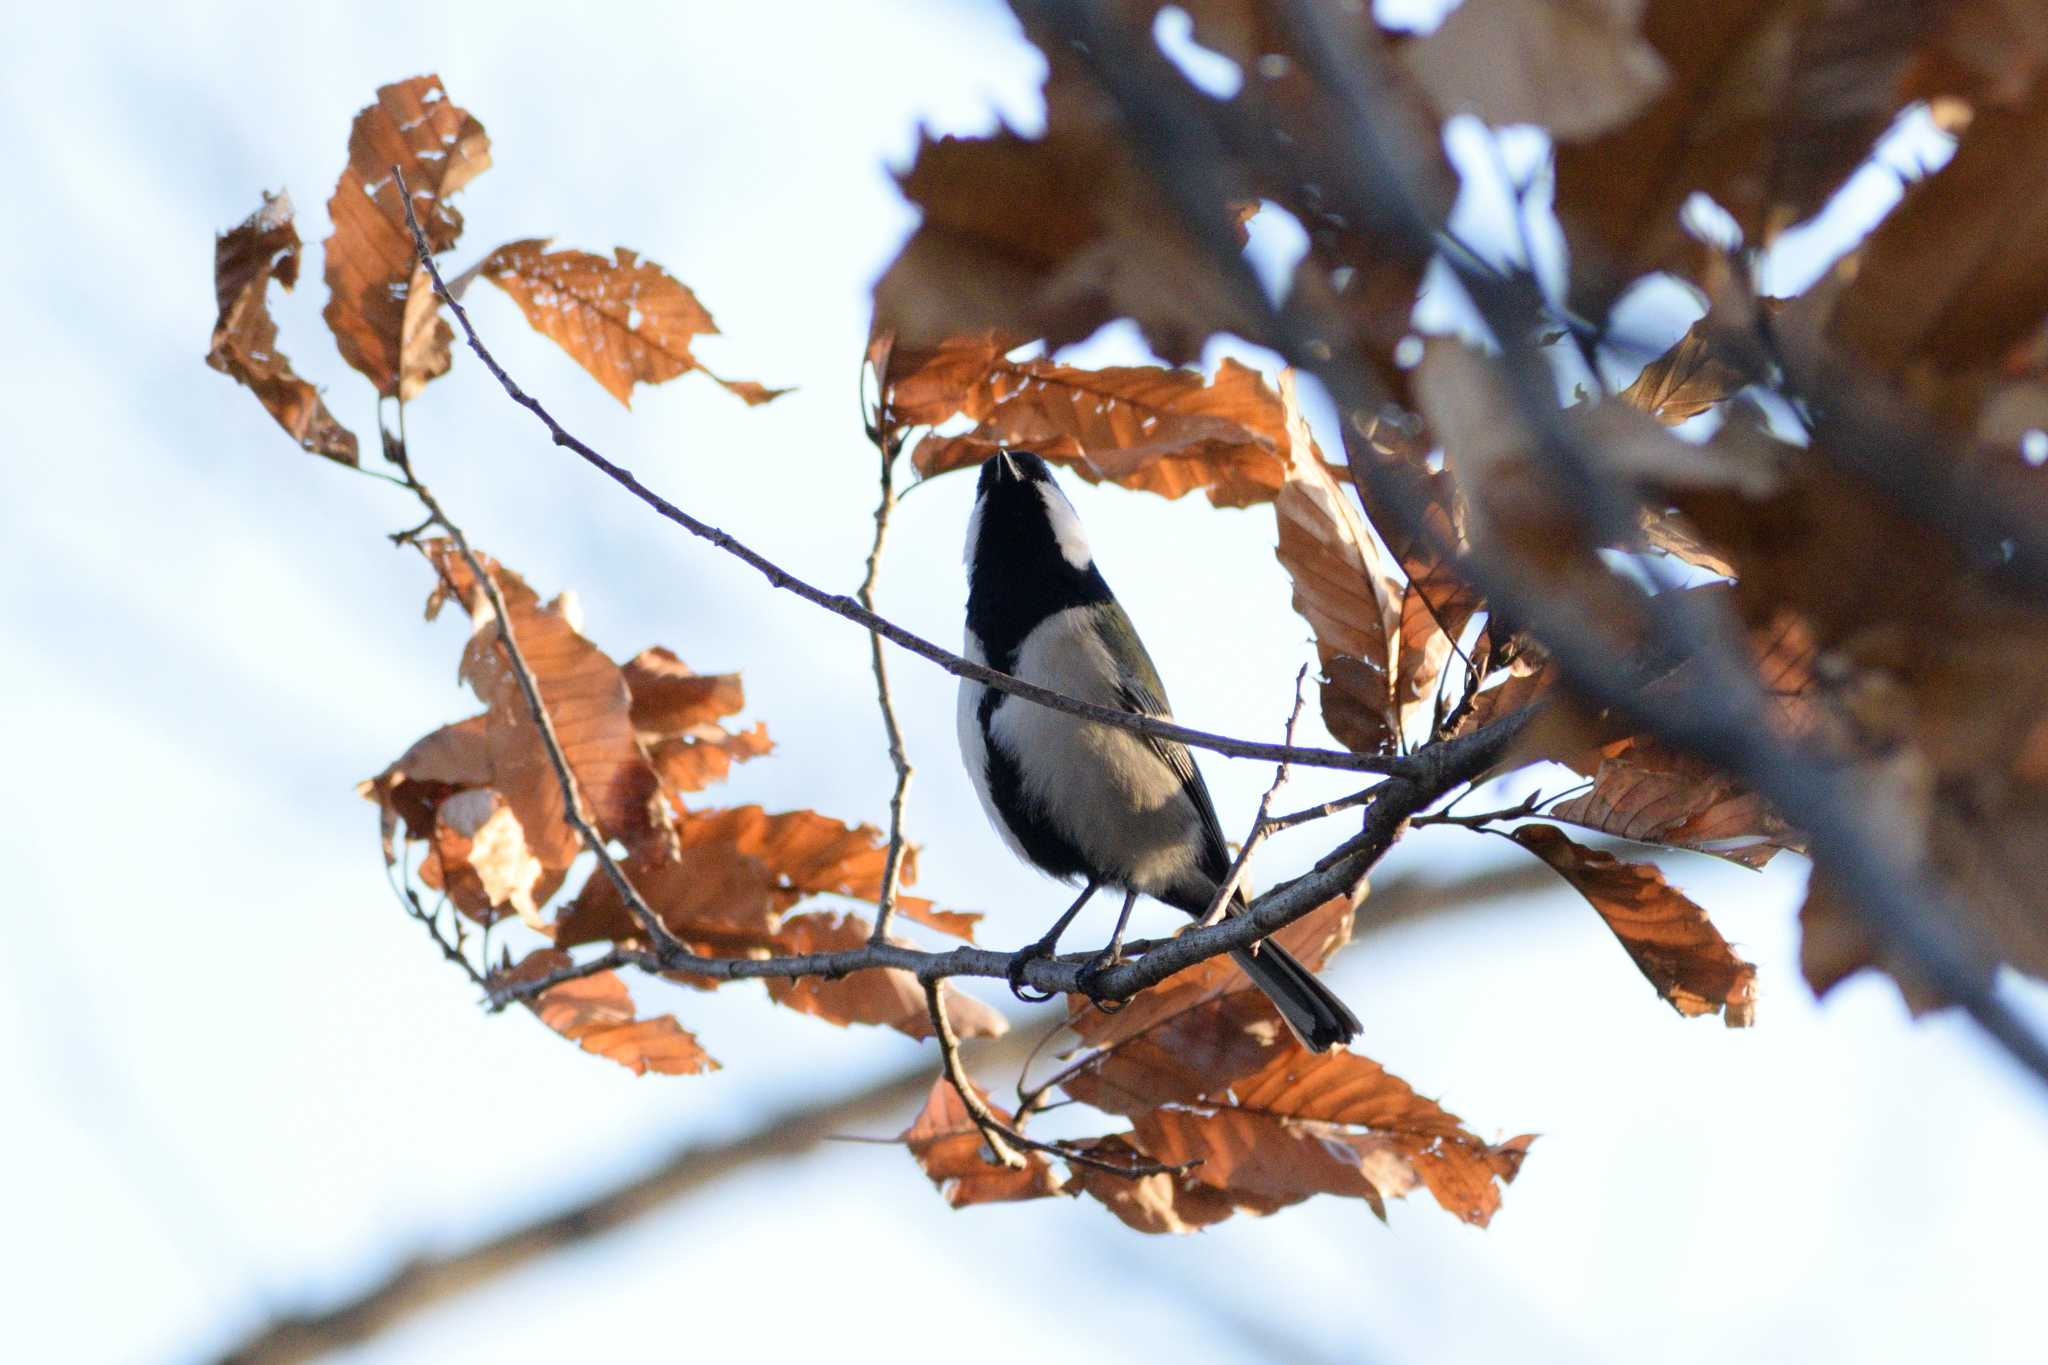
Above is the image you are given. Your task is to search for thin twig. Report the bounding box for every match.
[388,462,688,963]
[1263,786,1376,835]
[924,978,1027,1168]
[860,357,915,943]
[1199,664,1310,929]
[389,167,1399,778]
[922,979,1196,1179]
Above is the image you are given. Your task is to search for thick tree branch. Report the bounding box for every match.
[391,167,1398,777]
[484,708,1534,1010]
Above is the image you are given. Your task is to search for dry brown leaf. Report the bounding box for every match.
[1064,990,1532,1225]
[1062,1135,1239,1234]
[900,1077,1062,1208]
[619,647,772,794]
[763,911,1005,1040]
[911,357,1291,507]
[872,330,1021,427]
[418,787,556,927]
[1554,1,1949,316]
[1273,372,1404,752]
[1511,824,1758,1024]
[1132,1108,1387,1218]
[360,714,492,859]
[873,119,1253,367]
[422,542,663,872]
[1616,316,1752,425]
[1341,408,1483,660]
[622,647,746,732]
[556,805,978,948]
[496,949,716,1076]
[1402,0,1669,142]
[207,191,360,464]
[648,725,775,795]
[1549,739,1803,869]
[323,75,490,398]
[477,239,786,407]
[1827,62,2048,387]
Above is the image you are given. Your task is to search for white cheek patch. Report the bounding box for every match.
[1036,482,1094,571]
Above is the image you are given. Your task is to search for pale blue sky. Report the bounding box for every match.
[4,3,2044,1363]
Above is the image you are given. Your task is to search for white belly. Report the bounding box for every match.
[962,607,1205,895]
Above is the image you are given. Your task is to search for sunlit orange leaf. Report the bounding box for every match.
[496,949,716,1076]
[1274,372,1403,752]
[359,714,491,859]
[1063,991,1530,1225]
[1402,0,1669,142]
[763,911,1005,1040]
[207,191,360,463]
[1062,1135,1238,1235]
[1134,1108,1386,1217]
[422,542,663,871]
[648,724,775,795]
[872,330,1020,428]
[477,239,787,407]
[1511,824,1757,1024]
[911,356,1290,507]
[619,647,773,794]
[556,805,977,948]
[323,75,490,398]
[900,1078,1061,1207]
[418,787,557,927]
[622,647,745,731]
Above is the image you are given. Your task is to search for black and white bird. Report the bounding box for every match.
[957,450,1360,1052]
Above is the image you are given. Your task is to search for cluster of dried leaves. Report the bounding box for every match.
[207,0,2048,1236]
[207,74,781,466]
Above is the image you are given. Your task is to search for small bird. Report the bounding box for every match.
[957,450,1360,1051]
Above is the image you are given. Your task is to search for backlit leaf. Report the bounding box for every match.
[206,191,360,463]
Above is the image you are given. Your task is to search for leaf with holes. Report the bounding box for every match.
[323,75,490,398]
[207,191,360,463]
[478,239,786,407]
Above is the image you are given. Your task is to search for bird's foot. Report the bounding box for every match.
[1076,947,1129,1014]
[1005,936,1062,1004]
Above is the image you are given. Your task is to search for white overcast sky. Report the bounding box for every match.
[4,2,2045,1363]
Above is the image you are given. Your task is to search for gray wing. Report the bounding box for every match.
[1087,603,1233,877]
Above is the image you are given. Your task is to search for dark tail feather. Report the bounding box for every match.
[1230,942,1360,1052]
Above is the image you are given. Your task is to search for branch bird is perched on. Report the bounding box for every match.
[957,450,1361,1051]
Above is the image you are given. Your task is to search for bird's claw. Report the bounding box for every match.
[1006,939,1060,1004]
[1076,949,1128,1014]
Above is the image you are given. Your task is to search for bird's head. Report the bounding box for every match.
[965,450,1095,576]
